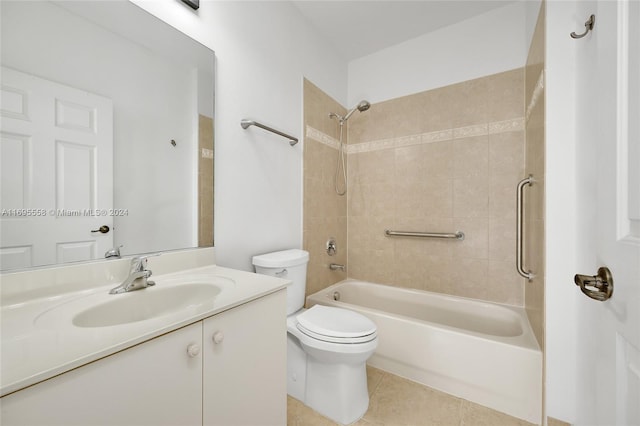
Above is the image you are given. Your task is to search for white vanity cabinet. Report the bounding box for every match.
[1,322,204,425]
[203,291,287,425]
[0,290,286,426]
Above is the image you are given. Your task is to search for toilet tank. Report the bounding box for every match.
[252,249,309,315]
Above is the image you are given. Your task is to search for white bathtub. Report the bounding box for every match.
[306,279,542,424]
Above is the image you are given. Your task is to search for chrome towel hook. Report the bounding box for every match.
[570,14,595,39]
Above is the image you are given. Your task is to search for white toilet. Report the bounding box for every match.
[252,249,378,425]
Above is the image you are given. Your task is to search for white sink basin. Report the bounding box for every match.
[72,283,221,328]
[33,275,236,330]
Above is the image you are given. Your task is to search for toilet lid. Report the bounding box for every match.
[296,305,377,344]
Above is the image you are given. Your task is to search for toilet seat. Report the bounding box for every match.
[296,305,377,344]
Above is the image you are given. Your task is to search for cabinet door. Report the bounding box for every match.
[203,290,287,426]
[1,322,203,426]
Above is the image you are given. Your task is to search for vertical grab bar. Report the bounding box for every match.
[517,175,534,281]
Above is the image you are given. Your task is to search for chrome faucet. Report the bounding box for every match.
[109,256,156,294]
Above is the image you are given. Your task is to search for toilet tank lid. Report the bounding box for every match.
[252,249,309,268]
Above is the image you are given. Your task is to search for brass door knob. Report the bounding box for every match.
[91,225,110,234]
[574,266,613,301]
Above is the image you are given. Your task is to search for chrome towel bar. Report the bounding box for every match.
[240,119,298,146]
[516,175,534,281]
[384,229,464,240]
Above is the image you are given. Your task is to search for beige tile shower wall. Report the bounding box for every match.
[303,79,348,296]
[198,114,214,247]
[524,2,546,350]
[346,69,527,305]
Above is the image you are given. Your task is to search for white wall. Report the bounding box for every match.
[347,1,529,105]
[133,0,347,271]
[525,0,543,55]
[545,0,579,422]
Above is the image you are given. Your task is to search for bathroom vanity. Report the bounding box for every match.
[0,250,288,425]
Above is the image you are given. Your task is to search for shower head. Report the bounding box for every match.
[329,100,371,123]
[357,100,371,111]
[343,100,371,121]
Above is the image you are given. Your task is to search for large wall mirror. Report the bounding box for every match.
[0,1,215,272]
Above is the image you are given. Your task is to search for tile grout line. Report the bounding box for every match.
[369,367,387,399]
[525,70,544,123]
[458,398,468,426]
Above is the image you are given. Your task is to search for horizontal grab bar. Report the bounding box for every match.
[240,119,298,146]
[384,229,465,240]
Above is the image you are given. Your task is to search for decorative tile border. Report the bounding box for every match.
[305,126,341,150]
[395,134,422,148]
[422,129,453,144]
[348,137,396,153]
[453,123,488,139]
[489,118,525,134]
[201,148,213,159]
[306,117,525,155]
[526,70,545,123]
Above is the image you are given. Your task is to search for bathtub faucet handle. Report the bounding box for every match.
[326,238,337,256]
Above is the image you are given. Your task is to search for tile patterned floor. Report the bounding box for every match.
[287,366,537,426]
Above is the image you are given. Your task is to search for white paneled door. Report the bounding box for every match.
[576,1,640,424]
[601,1,640,423]
[0,67,113,270]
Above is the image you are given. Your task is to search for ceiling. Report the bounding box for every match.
[291,1,518,61]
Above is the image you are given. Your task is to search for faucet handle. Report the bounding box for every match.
[129,253,160,272]
[130,256,145,272]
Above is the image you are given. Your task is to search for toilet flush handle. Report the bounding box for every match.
[275,269,287,277]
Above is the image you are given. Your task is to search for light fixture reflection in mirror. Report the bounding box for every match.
[0,0,215,272]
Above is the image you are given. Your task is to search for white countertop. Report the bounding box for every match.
[0,264,288,397]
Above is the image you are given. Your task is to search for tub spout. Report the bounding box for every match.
[329,263,346,272]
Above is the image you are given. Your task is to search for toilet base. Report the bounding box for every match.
[287,334,371,425]
[305,356,369,425]
[286,331,307,402]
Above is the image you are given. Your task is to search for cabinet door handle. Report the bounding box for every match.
[212,331,224,344]
[186,343,201,357]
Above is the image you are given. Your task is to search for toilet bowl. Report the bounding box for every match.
[253,249,378,425]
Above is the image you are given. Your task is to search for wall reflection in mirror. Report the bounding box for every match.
[0,0,215,271]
